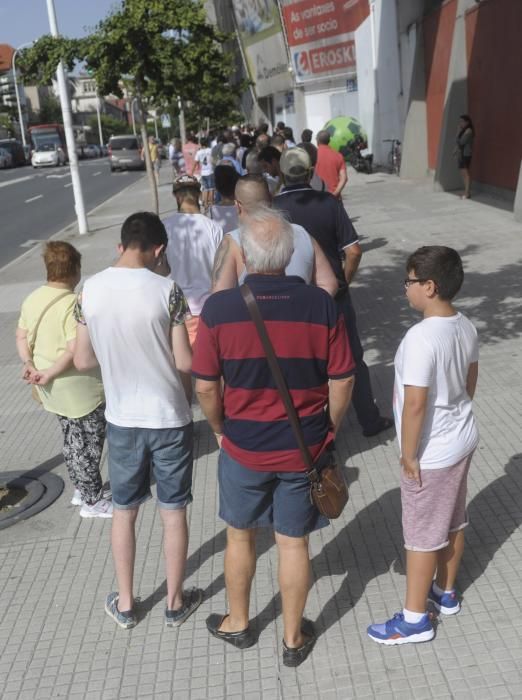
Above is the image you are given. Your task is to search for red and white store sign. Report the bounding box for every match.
[281,0,369,82]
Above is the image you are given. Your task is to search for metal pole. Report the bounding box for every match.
[96,95,103,146]
[154,114,159,140]
[12,43,32,149]
[46,0,88,234]
[131,98,137,136]
[177,96,186,145]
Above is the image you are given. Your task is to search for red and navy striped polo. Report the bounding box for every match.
[192,275,355,472]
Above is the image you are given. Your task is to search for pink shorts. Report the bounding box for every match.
[401,452,473,552]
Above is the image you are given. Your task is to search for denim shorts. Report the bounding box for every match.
[201,174,215,191]
[218,448,330,537]
[107,422,193,510]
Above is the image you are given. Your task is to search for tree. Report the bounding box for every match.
[38,95,63,124]
[86,114,128,143]
[0,113,13,135]
[18,0,245,213]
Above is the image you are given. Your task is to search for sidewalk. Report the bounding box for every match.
[0,170,521,700]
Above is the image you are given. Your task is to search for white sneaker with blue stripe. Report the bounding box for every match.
[428,583,461,615]
[367,612,434,645]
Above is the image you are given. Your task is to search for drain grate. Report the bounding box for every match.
[0,471,63,530]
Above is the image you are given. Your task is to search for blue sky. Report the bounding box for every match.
[1,0,120,49]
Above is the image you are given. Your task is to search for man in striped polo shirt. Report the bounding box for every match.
[193,207,355,667]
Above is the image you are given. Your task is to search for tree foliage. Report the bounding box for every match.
[17,0,247,212]
[86,114,129,143]
[18,0,244,110]
[35,96,63,124]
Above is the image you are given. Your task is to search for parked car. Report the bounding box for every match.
[31,143,67,168]
[0,139,26,166]
[108,135,144,172]
[82,144,98,158]
[0,146,13,169]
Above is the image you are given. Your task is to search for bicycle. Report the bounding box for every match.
[383,139,401,175]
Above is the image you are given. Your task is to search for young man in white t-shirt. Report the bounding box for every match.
[193,137,214,210]
[163,176,223,345]
[368,246,479,645]
[74,212,203,630]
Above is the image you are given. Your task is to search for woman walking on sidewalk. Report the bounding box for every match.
[15,242,112,519]
[455,115,474,199]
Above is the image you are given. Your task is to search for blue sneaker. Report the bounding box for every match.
[367,612,434,645]
[105,592,136,630]
[428,583,460,615]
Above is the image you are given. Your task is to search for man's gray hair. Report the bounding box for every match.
[222,142,236,157]
[240,206,294,274]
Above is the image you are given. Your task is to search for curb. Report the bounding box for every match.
[0,174,146,276]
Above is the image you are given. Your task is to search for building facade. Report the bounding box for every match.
[0,43,27,138]
[208,0,522,208]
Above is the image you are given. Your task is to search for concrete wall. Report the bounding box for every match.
[354,0,403,165]
[399,21,430,179]
[372,0,402,163]
[433,0,470,192]
[355,16,376,157]
[301,78,358,139]
[465,0,522,193]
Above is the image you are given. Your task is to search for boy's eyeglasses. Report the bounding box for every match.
[404,278,426,288]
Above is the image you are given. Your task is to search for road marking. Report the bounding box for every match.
[25,194,43,203]
[20,239,41,248]
[46,173,69,179]
[0,175,34,189]
[64,183,73,188]
[92,171,102,177]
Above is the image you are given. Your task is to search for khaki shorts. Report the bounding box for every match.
[401,452,474,552]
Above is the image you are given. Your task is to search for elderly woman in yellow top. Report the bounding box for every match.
[16,242,112,518]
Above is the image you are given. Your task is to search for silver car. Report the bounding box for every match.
[108,135,145,172]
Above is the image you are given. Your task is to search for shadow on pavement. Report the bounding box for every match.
[354,243,522,369]
[19,454,64,479]
[249,467,363,637]
[137,453,521,633]
[460,453,522,594]
[314,452,522,637]
[359,236,389,254]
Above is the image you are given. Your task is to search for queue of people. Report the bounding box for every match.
[16,122,479,667]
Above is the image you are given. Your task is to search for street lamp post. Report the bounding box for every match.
[177,96,186,145]
[46,0,88,234]
[12,42,33,149]
[96,95,104,146]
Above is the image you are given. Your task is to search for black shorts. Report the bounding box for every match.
[458,154,472,169]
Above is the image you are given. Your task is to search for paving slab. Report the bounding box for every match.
[0,169,521,699]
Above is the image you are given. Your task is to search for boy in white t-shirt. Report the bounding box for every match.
[194,137,214,210]
[368,246,479,645]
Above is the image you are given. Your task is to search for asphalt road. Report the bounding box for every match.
[0,159,144,269]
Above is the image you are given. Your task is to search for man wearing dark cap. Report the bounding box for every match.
[274,148,393,439]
